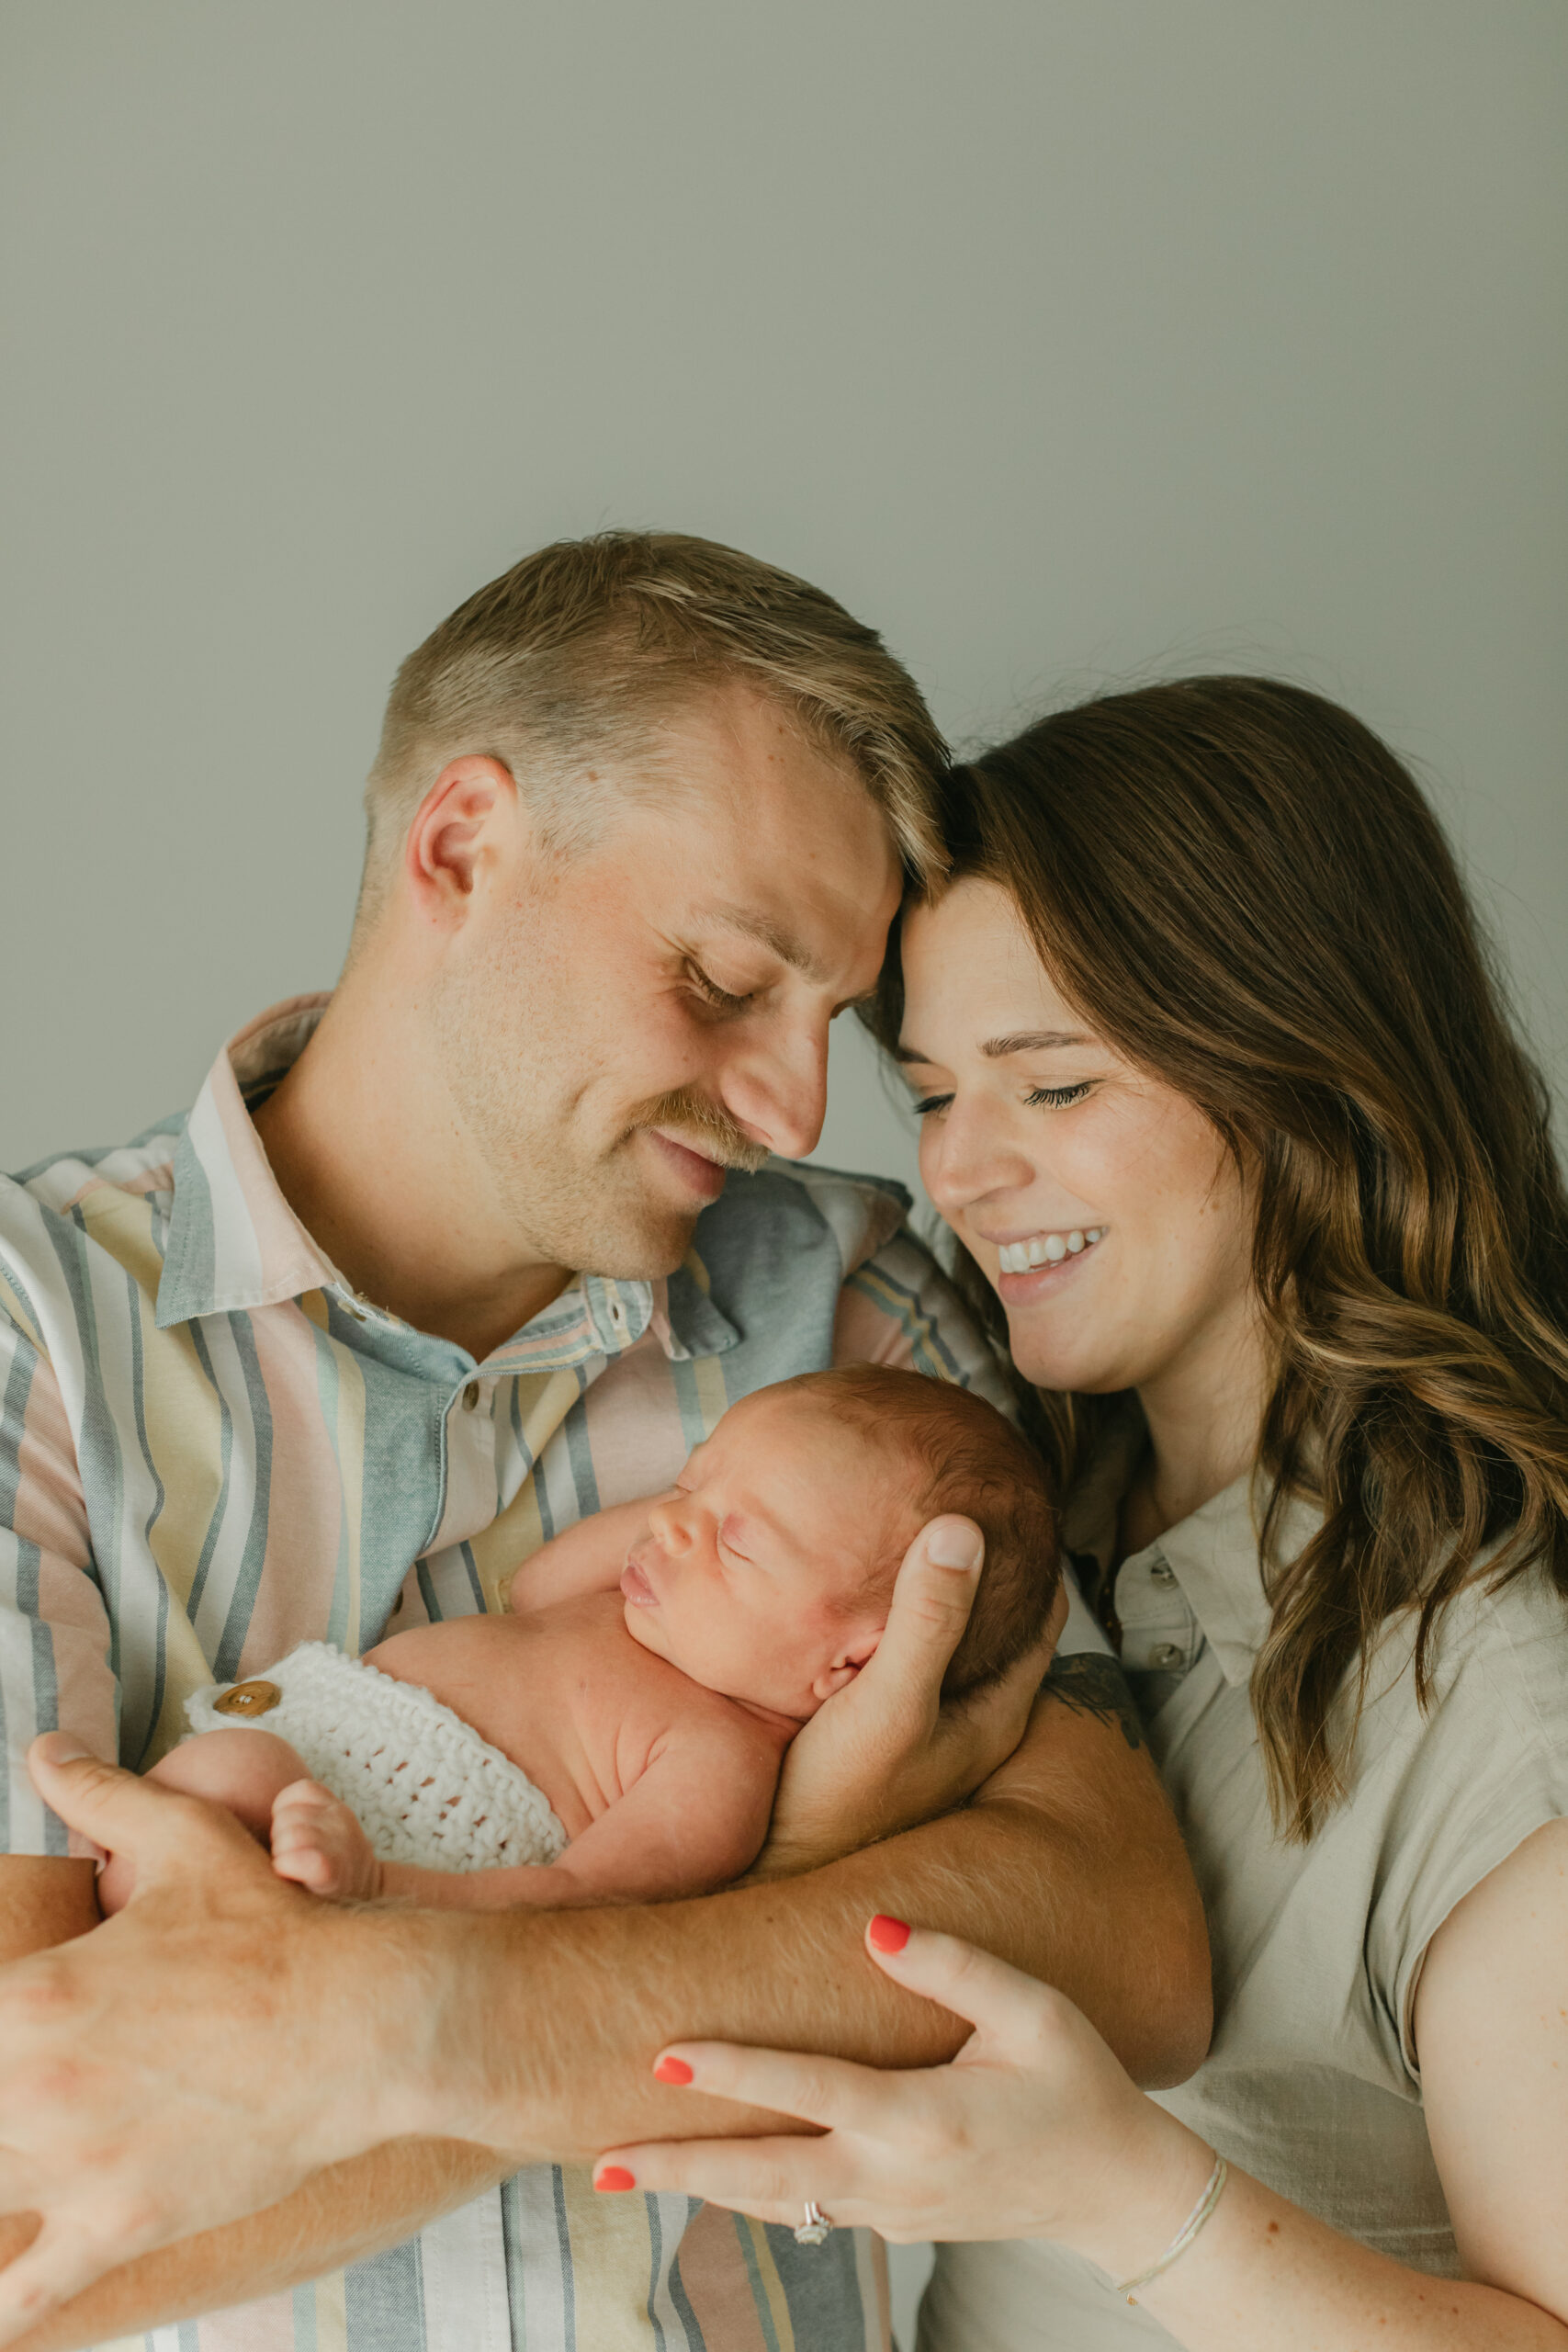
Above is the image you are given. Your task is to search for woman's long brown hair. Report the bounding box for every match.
[874,677,1568,1839]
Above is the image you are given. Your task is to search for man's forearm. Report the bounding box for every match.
[19,1713,1204,2350]
[1,1700,1204,2345]
[435,1695,1211,2158]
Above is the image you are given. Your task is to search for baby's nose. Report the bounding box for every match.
[648,1494,693,1551]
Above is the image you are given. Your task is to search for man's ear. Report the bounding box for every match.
[404,754,527,928]
[810,1623,884,1703]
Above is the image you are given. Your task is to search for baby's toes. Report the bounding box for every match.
[271,1781,363,1894]
[273,1836,343,1895]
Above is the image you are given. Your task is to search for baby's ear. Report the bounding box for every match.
[810,1624,885,1703]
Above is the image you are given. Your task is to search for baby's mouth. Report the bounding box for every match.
[620,1554,660,1607]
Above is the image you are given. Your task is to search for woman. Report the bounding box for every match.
[595,678,1568,2349]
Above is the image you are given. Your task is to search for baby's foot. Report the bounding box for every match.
[271,1779,382,1900]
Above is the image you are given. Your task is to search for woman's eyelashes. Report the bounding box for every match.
[1024,1081,1092,1109]
[910,1080,1094,1117]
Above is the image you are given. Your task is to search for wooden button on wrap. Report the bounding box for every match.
[213,1679,282,1717]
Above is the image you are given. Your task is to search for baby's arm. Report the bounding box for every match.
[499,1496,660,1611]
[273,1721,784,1911]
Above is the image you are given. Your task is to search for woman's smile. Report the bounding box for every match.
[900,876,1257,1405]
[991,1226,1110,1309]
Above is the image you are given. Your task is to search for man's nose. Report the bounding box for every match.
[717,1019,829,1164]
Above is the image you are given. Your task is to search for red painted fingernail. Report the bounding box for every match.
[868,1915,911,1952]
[653,2055,694,2085]
[595,2165,637,2192]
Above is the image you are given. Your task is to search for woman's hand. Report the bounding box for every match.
[750,1521,1062,1879]
[594,1915,1211,2268]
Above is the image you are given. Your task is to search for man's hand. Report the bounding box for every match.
[750,1518,1064,1880]
[0,1736,439,2345]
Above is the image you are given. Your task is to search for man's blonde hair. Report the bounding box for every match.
[357,530,949,925]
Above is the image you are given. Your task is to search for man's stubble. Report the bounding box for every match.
[426,904,766,1285]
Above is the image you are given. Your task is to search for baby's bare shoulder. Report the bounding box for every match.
[642,1681,792,1775]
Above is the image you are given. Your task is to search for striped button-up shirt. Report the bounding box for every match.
[0,997,1013,2352]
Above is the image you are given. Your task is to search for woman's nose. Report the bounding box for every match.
[921,1095,1038,1218]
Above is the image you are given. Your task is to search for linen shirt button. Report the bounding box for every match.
[462,1381,480,1410]
[1150,1642,1184,1669]
[1150,1558,1176,1585]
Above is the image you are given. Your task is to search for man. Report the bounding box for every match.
[0,533,1208,2351]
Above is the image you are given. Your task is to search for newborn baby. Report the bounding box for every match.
[98,1365,1057,1915]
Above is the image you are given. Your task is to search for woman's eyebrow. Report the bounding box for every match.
[981,1030,1091,1057]
[893,1029,1090,1063]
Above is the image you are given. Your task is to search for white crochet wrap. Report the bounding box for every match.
[184,1642,569,1873]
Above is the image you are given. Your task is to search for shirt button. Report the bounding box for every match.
[1150,1559,1176,1585]
[1149,1642,1183,1669]
[462,1381,480,1411]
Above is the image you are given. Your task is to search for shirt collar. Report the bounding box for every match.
[157,996,739,1363]
[1062,1397,1322,1688]
[156,997,342,1326]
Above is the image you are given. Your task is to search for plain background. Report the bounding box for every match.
[3,2,1565,1202]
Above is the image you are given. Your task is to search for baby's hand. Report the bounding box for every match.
[270,1779,382,1901]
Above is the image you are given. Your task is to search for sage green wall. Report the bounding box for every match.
[3,1,1564,1208]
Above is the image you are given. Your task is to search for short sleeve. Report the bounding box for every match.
[1363,1574,1568,2082]
[0,1297,116,1854]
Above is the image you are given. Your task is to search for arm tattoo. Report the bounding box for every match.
[1041,1654,1145,1752]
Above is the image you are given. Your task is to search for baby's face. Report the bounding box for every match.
[619,1387,912,1720]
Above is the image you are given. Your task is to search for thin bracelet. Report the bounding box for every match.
[1112,2154,1229,2305]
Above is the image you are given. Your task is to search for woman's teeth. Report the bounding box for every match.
[997,1228,1105,1273]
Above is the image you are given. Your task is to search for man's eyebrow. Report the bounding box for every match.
[695,906,832,985]
[895,1029,1090,1064]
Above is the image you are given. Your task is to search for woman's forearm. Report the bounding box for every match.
[1126,2163,1568,2352]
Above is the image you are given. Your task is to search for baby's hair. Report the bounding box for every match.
[787,1364,1060,1699]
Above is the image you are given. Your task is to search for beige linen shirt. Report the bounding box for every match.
[920,1415,1568,2351]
